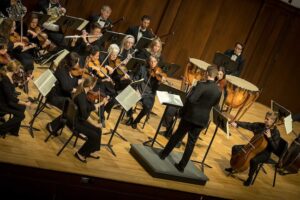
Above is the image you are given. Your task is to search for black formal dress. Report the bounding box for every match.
[125,26,154,44]
[231,122,280,180]
[160,80,221,170]
[0,75,26,136]
[224,49,245,77]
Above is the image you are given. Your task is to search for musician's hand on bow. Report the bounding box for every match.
[264,129,272,138]
[95,122,102,129]
[105,65,114,74]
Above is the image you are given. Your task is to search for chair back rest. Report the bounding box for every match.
[62,99,78,130]
[274,138,289,158]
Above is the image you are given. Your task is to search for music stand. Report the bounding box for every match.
[31,11,51,26]
[143,90,183,147]
[213,52,238,75]
[55,15,88,34]
[101,30,126,46]
[193,107,229,172]
[25,70,57,137]
[102,85,141,156]
[135,36,153,50]
[271,100,295,136]
[40,49,69,66]
[125,57,146,73]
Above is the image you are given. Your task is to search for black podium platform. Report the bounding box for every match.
[130,144,208,185]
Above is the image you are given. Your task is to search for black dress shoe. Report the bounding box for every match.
[131,122,137,129]
[74,152,87,163]
[243,177,253,186]
[46,123,58,136]
[225,167,233,173]
[174,163,184,172]
[125,117,133,125]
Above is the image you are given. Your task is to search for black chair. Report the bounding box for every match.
[44,99,86,156]
[252,138,288,187]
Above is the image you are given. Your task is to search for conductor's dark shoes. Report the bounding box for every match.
[125,117,133,125]
[174,163,184,172]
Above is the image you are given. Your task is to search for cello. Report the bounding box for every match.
[230,128,269,172]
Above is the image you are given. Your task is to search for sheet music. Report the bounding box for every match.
[156,91,183,107]
[33,70,57,97]
[116,85,141,111]
[77,19,89,31]
[284,114,293,134]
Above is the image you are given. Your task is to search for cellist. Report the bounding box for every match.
[225,111,281,186]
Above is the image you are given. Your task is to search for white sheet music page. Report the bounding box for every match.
[156,91,183,107]
[284,114,293,134]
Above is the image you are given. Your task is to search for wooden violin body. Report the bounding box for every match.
[87,59,108,78]
[230,133,268,172]
[150,66,167,81]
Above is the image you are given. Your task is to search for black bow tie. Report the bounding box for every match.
[50,3,59,8]
[99,19,106,22]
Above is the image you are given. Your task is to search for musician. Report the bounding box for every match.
[216,66,227,91]
[136,38,164,67]
[125,15,154,43]
[0,37,10,69]
[71,23,105,58]
[159,66,221,172]
[37,0,66,15]
[47,52,82,111]
[126,55,162,129]
[37,0,66,46]
[119,35,135,62]
[26,13,57,53]
[90,5,112,30]
[0,19,36,77]
[224,42,245,77]
[0,61,31,136]
[225,111,281,186]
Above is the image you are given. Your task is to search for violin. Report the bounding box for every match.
[28,26,57,51]
[9,32,30,46]
[70,65,90,78]
[0,52,11,66]
[150,66,167,81]
[230,130,269,172]
[87,90,106,103]
[87,59,109,79]
[109,58,129,76]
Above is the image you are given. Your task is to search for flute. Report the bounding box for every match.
[64,35,100,39]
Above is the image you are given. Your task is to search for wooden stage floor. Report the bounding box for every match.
[0,67,299,199]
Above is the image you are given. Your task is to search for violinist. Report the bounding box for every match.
[126,55,163,129]
[0,19,36,76]
[136,37,164,67]
[27,13,57,53]
[49,76,104,163]
[104,43,131,91]
[0,37,10,69]
[159,66,221,172]
[225,111,281,186]
[0,61,31,136]
[125,15,154,43]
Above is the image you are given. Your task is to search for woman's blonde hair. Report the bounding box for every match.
[146,37,162,57]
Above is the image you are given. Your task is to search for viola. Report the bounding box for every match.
[150,66,167,81]
[109,58,130,76]
[230,131,269,172]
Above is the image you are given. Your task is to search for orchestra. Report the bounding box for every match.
[0,1,298,191]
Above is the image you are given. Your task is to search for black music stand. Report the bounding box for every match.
[102,85,141,156]
[31,11,51,26]
[271,100,296,136]
[55,15,87,34]
[213,52,238,75]
[24,70,57,137]
[143,91,183,147]
[101,30,126,46]
[125,57,146,73]
[193,107,229,172]
[135,36,153,49]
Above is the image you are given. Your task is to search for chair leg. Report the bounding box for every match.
[273,166,278,187]
[74,134,79,147]
[252,164,262,185]
[57,133,74,156]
